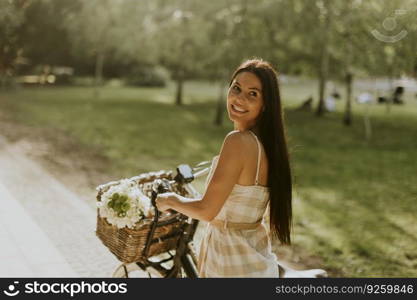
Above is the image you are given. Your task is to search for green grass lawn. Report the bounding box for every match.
[0,81,416,277]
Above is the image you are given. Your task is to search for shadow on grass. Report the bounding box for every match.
[287,109,417,276]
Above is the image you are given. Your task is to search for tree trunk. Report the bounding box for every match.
[175,69,184,106]
[315,1,331,117]
[94,50,105,98]
[342,1,354,126]
[0,73,6,90]
[343,72,353,126]
[316,67,327,116]
[214,80,226,126]
[386,70,394,114]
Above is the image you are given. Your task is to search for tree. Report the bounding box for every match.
[64,0,153,96]
[344,0,416,116]
[314,0,332,116]
[17,0,80,72]
[250,0,335,116]
[152,0,207,105]
[0,0,27,88]
[65,0,117,96]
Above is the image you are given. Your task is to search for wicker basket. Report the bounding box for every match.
[95,170,191,263]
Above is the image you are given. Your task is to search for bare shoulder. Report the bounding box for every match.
[222,130,251,149]
[224,130,255,146]
[220,130,255,159]
[217,131,245,159]
[225,130,244,142]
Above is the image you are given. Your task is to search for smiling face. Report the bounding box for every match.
[227,71,264,131]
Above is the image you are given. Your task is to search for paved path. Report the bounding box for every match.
[0,136,119,277]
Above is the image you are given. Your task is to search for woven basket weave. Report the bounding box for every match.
[95,170,191,263]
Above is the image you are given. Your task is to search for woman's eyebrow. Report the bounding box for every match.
[234,81,261,92]
[249,87,261,92]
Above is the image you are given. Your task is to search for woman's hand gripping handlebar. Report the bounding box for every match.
[152,159,212,213]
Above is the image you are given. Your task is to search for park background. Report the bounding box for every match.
[0,0,416,277]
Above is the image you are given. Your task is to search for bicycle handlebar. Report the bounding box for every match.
[151,163,210,194]
[96,159,212,198]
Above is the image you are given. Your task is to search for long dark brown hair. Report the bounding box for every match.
[229,58,293,245]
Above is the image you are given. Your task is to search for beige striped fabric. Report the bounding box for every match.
[197,150,280,278]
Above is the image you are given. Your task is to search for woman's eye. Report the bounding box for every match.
[233,85,240,92]
[249,91,257,97]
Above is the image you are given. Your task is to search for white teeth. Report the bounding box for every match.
[232,104,247,113]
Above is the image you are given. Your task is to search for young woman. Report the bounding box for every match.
[155,59,296,277]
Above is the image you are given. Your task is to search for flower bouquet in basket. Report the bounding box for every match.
[95,172,189,264]
[97,179,153,229]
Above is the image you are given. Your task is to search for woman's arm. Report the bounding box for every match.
[157,193,208,221]
[156,131,245,222]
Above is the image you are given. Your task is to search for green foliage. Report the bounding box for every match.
[0,0,25,78]
[124,65,167,87]
[3,0,415,85]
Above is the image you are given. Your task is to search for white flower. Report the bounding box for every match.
[97,178,153,229]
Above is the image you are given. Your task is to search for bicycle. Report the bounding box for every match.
[108,159,212,278]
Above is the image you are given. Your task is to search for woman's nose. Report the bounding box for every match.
[235,92,246,104]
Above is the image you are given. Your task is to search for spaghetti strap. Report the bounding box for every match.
[248,131,261,185]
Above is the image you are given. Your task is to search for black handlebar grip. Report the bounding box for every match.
[151,178,171,207]
[158,179,171,193]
